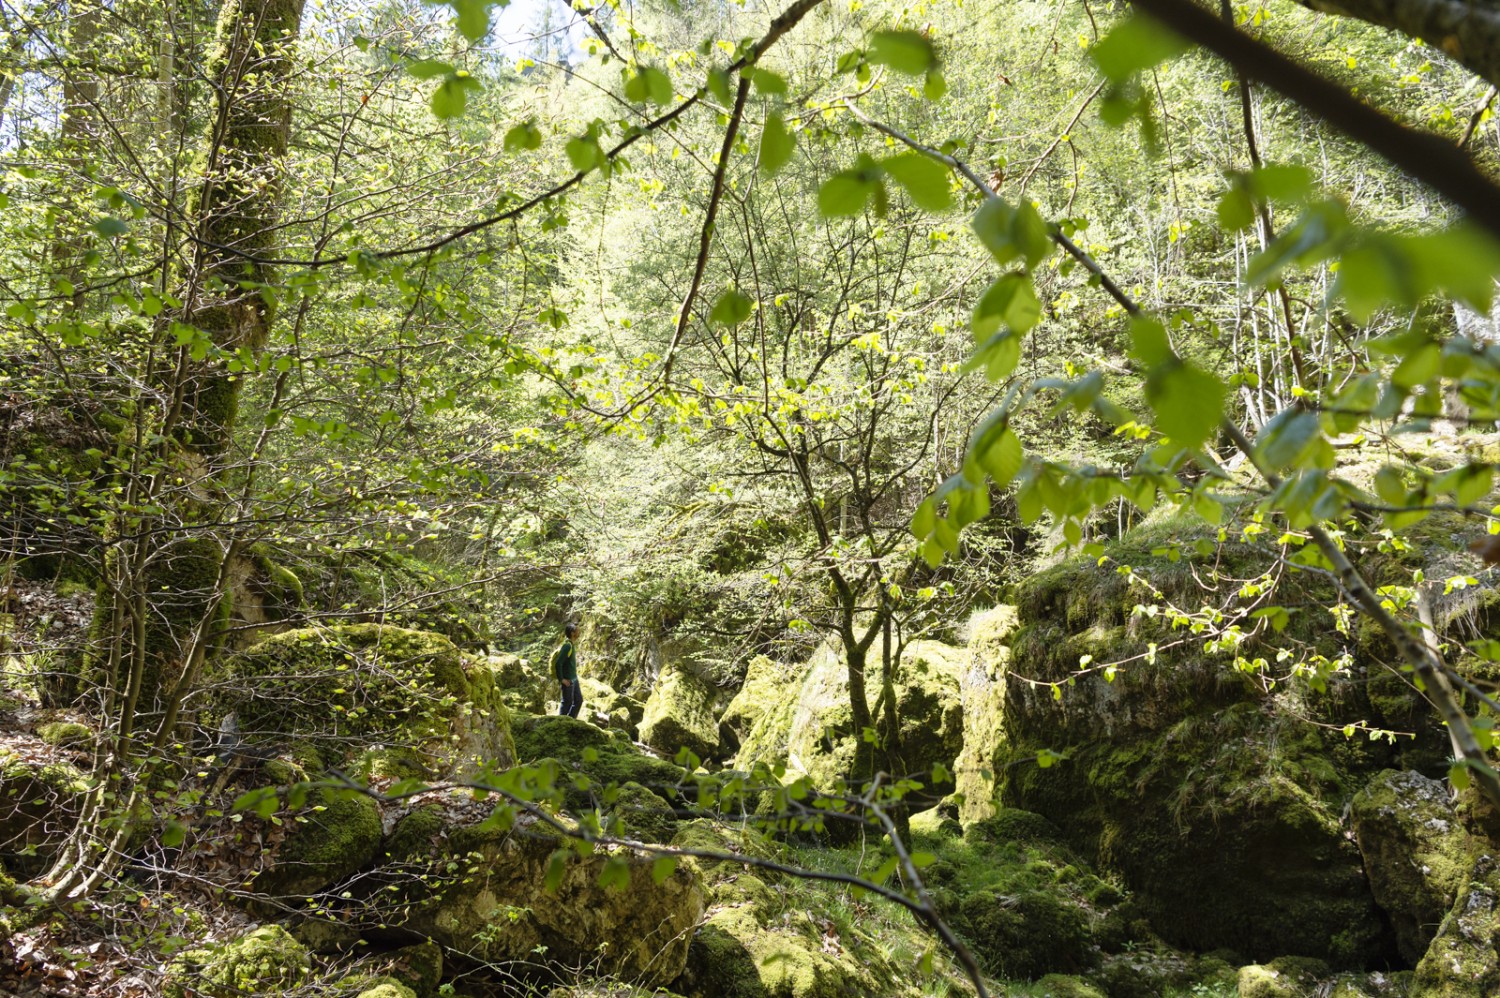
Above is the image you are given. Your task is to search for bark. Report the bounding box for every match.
[178,0,307,453]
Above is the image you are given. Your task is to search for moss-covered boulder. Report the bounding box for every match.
[490,652,548,714]
[354,983,416,998]
[511,714,685,803]
[608,781,677,843]
[36,720,92,750]
[1411,855,1500,997]
[0,749,89,876]
[387,807,704,988]
[954,606,1017,826]
[640,663,721,762]
[216,624,513,780]
[731,639,964,791]
[1352,770,1470,963]
[719,655,798,754]
[1238,957,1331,998]
[994,521,1397,965]
[1033,975,1106,998]
[254,787,383,899]
[582,678,647,738]
[165,925,311,998]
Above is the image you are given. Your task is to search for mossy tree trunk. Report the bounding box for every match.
[45,0,306,901]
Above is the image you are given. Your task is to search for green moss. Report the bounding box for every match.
[1238,958,1330,998]
[354,982,416,998]
[639,663,721,761]
[165,925,311,998]
[684,904,877,998]
[609,781,677,843]
[36,721,92,750]
[1033,975,1106,998]
[0,749,89,876]
[966,808,1062,846]
[383,939,443,996]
[511,714,684,803]
[384,805,446,863]
[955,886,1093,979]
[1411,858,1500,997]
[217,624,511,777]
[249,543,306,622]
[669,819,780,885]
[254,787,382,898]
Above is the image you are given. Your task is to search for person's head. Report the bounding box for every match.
[564,622,578,640]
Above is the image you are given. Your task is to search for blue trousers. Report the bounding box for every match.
[559,682,583,718]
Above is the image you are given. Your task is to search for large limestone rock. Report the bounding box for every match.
[640,663,721,761]
[721,655,802,764]
[1412,855,1500,997]
[993,523,1399,965]
[728,638,964,790]
[216,624,513,780]
[386,805,704,988]
[1352,770,1470,963]
[254,786,383,899]
[954,606,1017,825]
[511,714,685,802]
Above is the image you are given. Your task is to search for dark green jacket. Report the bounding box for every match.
[551,639,577,682]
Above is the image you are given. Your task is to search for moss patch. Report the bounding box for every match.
[165,925,311,998]
[255,787,383,899]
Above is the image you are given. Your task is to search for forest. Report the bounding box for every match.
[3,0,1500,994]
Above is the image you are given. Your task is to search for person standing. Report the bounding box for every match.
[552,622,583,718]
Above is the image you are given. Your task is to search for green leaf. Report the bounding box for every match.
[759,113,796,175]
[406,59,454,80]
[566,135,603,173]
[1128,316,1173,366]
[1146,361,1225,450]
[911,497,937,538]
[1392,341,1440,391]
[597,852,633,888]
[1373,465,1407,506]
[92,217,128,238]
[964,331,1022,382]
[970,197,1051,268]
[626,65,673,105]
[710,289,754,327]
[977,425,1023,486]
[1216,186,1254,231]
[881,152,952,212]
[749,67,787,95]
[451,0,491,42]
[972,273,1040,338]
[1091,15,1188,82]
[161,819,187,849]
[923,70,947,100]
[1254,409,1321,470]
[819,171,879,217]
[504,120,542,152]
[431,75,480,119]
[544,849,569,892]
[651,855,679,884]
[867,30,937,76]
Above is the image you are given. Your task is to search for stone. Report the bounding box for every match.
[640,663,721,762]
[391,809,703,989]
[608,781,678,844]
[216,624,514,780]
[1411,855,1500,997]
[1351,770,1470,963]
[254,787,383,899]
[954,606,1017,826]
[0,749,88,877]
[165,925,311,998]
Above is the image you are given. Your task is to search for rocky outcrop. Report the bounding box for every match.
[992,521,1398,965]
[1352,770,1470,963]
[1412,855,1500,997]
[640,663,721,761]
[215,624,514,780]
[386,804,703,988]
[954,606,1017,825]
[510,714,685,803]
[0,748,88,876]
[727,638,965,790]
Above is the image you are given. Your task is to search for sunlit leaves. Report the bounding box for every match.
[759,113,796,175]
[970,198,1051,269]
[819,155,884,217]
[867,30,937,75]
[818,152,954,217]
[1254,409,1321,470]
[710,289,754,326]
[624,65,673,106]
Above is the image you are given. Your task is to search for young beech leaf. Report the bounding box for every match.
[759,113,796,175]
[504,120,542,152]
[867,30,937,76]
[1091,15,1188,82]
[972,273,1039,338]
[1254,409,1321,470]
[977,426,1023,486]
[451,0,490,43]
[1146,360,1225,450]
[651,855,678,884]
[710,289,753,327]
[881,152,952,212]
[819,171,879,218]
